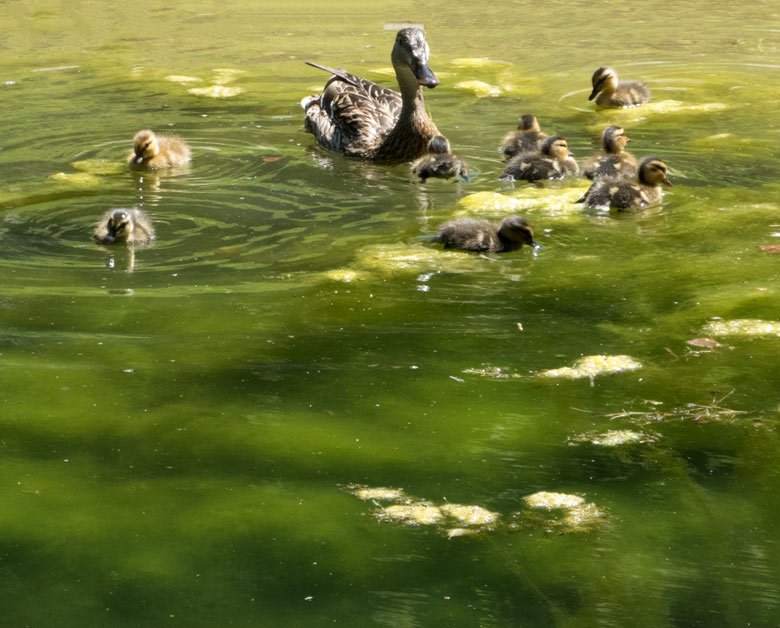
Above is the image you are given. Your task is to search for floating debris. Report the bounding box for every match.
[351,487,406,501]
[523,491,585,510]
[686,337,723,349]
[560,502,606,531]
[318,269,371,283]
[440,503,500,526]
[446,527,480,538]
[759,244,780,253]
[703,318,780,337]
[72,159,124,176]
[607,391,748,425]
[48,172,101,186]
[462,366,522,379]
[454,80,501,97]
[166,74,202,84]
[569,429,660,447]
[536,355,642,381]
[187,85,244,98]
[378,503,443,525]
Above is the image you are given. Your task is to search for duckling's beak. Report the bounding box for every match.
[103,234,116,243]
[568,151,575,157]
[663,179,672,187]
[414,63,439,88]
[588,87,599,101]
[133,154,145,164]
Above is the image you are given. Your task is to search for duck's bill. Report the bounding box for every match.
[415,64,439,88]
[588,87,599,101]
[133,155,145,164]
[531,240,541,249]
[663,179,673,187]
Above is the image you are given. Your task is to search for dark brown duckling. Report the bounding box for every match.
[582,126,638,181]
[576,156,671,210]
[500,136,578,182]
[589,66,650,108]
[128,129,191,169]
[93,208,155,244]
[432,215,538,253]
[500,114,548,159]
[410,135,468,182]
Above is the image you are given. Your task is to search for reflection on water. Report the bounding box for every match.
[2,0,780,626]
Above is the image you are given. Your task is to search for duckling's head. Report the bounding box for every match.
[541,136,573,160]
[518,114,541,132]
[392,27,439,88]
[131,130,160,164]
[638,157,672,186]
[603,126,629,153]
[499,215,538,248]
[589,66,618,101]
[428,135,451,154]
[103,209,134,243]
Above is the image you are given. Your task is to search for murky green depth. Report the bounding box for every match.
[2,1,780,626]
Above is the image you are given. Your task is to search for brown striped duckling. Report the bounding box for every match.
[93,208,155,244]
[302,27,440,163]
[500,114,548,159]
[128,129,191,169]
[582,126,637,181]
[433,215,538,253]
[589,66,650,108]
[410,135,468,182]
[576,156,671,210]
[500,136,578,182]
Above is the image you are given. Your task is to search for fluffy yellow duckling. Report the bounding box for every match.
[582,126,638,180]
[500,114,548,159]
[500,136,578,182]
[589,66,650,108]
[93,208,155,244]
[127,129,191,169]
[432,215,538,253]
[576,156,671,210]
[410,135,468,182]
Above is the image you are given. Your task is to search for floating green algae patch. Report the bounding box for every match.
[702,318,780,336]
[569,429,661,447]
[536,355,642,380]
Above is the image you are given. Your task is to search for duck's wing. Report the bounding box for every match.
[304,62,402,156]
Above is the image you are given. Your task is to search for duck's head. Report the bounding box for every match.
[428,135,451,154]
[103,209,134,243]
[392,27,439,89]
[589,66,618,101]
[499,215,538,248]
[518,114,541,132]
[131,130,160,164]
[638,157,672,186]
[542,136,573,160]
[603,126,629,153]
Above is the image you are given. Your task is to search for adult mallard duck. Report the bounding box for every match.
[128,129,191,169]
[433,215,538,253]
[500,136,578,182]
[582,126,637,180]
[301,27,441,163]
[589,66,650,108]
[576,156,671,210]
[500,114,548,159]
[93,207,155,244]
[410,135,468,182]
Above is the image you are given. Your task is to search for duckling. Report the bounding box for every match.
[501,114,548,159]
[410,135,468,182]
[582,126,638,180]
[500,136,578,182]
[93,208,155,244]
[576,156,671,210]
[302,27,440,163]
[127,129,191,169]
[589,66,650,108]
[432,215,538,253]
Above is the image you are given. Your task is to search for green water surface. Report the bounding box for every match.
[2,1,780,626]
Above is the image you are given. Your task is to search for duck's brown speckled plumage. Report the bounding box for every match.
[501,114,548,159]
[302,28,440,163]
[589,66,650,108]
[93,208,155,244]
[576,156,671,210]
[433,216,538,254]
[500,136,579,182]
[582,126,638,180]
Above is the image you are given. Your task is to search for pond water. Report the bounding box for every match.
[2,0,780,626]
